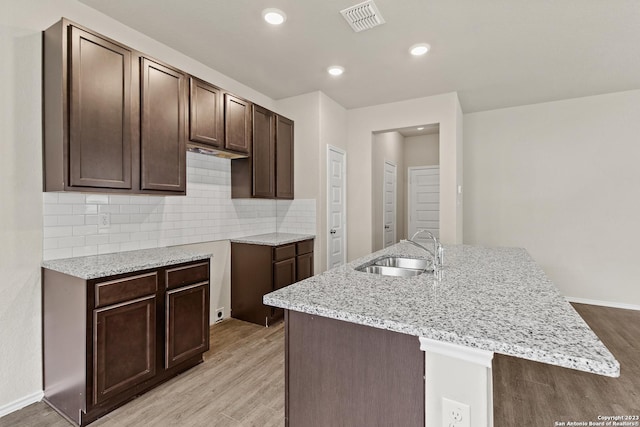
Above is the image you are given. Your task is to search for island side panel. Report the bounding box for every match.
[285,310,425,427]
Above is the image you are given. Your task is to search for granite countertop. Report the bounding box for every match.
[42,247,212,279]
[264,241,620,377]
[230,232,315,246]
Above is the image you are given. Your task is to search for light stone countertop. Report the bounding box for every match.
[230,232,315,246]
[264,241,620,377]
[42,247,212,279]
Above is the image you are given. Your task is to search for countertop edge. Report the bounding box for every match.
[230,233,315,246]
[42,249,212,280]
[263,294,620,377]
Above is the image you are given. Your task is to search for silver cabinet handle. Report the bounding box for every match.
[330,229,336,234]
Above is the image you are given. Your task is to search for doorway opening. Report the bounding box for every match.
[371,124,440,251]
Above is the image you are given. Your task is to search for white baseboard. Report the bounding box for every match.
[0,391,43,419]
[565,296,640,311]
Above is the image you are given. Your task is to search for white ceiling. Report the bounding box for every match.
[79,0,640,112]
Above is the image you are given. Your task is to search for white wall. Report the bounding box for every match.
[404,134,440,169]
[372,131,405,250]
[464,89,640,306]
[0,0,283,413]
[275,91,348,273]
[346,92,464,260]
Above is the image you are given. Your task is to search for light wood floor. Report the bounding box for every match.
[2,304,639,427]
[494,303,640,426]
[1,319,285,427]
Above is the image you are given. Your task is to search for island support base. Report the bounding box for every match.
[285,310,425,426]
[420,338,494,427]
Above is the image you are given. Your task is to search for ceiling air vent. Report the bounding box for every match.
[340,0,386,33]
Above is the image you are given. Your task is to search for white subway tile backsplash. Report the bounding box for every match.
[72,225,98,236]
[42,152,317,260]
[43,204,73,216]
[57,193,86,204]
[44,226,73,238]
[86,194,109,204]
[58,215,85,226]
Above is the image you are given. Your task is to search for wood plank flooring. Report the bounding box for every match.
[494,303,640,426]
[1,303,639,427]
[0,319,284,427]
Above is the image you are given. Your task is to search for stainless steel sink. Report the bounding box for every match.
[355,256,431,278]
[358,265,424,278]
[373,256,429,270]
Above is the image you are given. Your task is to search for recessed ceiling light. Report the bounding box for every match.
[263,8,286,25]
[327,66,345,76]
[409,43,431,56]
[417,127,424,130]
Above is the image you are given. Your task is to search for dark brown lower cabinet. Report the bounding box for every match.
[42,259,210,426]
[232,238,313,326]
[285,310,425,427]
[165,283,209,369]
[93,296,156,405]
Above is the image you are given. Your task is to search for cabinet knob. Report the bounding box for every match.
[330,229,337,235]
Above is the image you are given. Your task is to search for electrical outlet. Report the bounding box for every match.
[442,398,470,427]
[98,213,110,229]
[215,307,224,323]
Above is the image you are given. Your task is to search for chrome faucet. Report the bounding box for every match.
[407,229,444,269]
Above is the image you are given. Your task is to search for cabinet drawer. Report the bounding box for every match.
[296,239,313,255]
[166,262,209,290]
[95,272,158,308]
[273,244,296,262]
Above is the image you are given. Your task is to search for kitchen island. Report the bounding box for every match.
[264,242,619,427]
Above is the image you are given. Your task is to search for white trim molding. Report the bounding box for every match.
[0,390,43,419]
[565,297,640,311]
[419,337,494,367]
[419,337,494,427]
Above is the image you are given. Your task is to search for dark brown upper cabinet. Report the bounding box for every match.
[140,57,187,193]
[44,21,134,191]
[231,105,294,199]
[43,19,186,195]
[251,105,276,198]
[188,77,223,148]
[224,94,251,154]
[276,115,294,199]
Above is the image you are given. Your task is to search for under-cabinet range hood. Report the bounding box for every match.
[187,144,249,159]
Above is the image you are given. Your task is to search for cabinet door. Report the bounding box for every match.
[189,78,222,147]
[224,94,251,154]
[140,57,186,193]
[272,257,296,324]
[69,26,132,189]
[276,115,294,199]
[93,296,156,405]
[166,283,209,369]
[296,252,314,282]
[274,258,296,290]
[252,105,275,198]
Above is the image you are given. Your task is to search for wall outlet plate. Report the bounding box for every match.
[215,307,224,323]
[442,397,470,427]
[98,212,110,229]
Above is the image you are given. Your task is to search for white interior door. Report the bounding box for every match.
[383,161,397,248]
[327,146,347,269]
[408,166,440,239]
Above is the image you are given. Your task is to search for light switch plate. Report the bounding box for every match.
[442,397,470,427]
